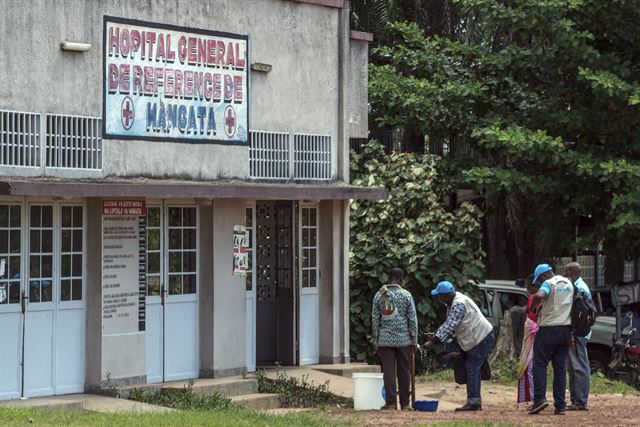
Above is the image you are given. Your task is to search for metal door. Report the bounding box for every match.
[145,204,199,383]
[0,202,85,400]
[256,202,295,366]
[298,205,319,365]
[245,205,257,372]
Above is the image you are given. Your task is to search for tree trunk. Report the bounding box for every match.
[490,310,517,364]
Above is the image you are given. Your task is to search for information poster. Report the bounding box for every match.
[233,225,248,275]
[102,200,147,335]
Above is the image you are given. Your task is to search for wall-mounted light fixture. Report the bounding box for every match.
[251,62,272,73]
[60,41,91,52]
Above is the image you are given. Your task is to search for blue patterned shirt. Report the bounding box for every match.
[435,303,466,343]
[372,284,418,347]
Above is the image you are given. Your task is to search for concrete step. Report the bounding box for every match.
[311,363,381,378]
[231,393,282,411]
[161,377,258,398]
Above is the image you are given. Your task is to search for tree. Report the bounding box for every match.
[367,1,640,279]
[349,141,484,363]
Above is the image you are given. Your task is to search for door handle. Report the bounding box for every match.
[161,284,167,306]
[21,290,28,314]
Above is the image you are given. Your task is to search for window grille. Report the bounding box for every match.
[293,133,331,180]
[46,114,102,170]
[0,109,41,167]
[249,131,290,180]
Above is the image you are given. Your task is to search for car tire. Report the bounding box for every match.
[588,349,611,376]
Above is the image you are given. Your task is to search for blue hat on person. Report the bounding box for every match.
[431,281,455,296]
[533,263,552,285]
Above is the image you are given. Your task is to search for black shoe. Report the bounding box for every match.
[455,403,482,412]
[380,404,396,410]
[567,403,588,411]
[401,405,413,411]
[554,408,566,415]
[528,401,549,415]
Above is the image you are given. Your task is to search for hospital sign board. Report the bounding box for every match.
[103,16,249,144]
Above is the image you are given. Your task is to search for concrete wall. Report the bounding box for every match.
[0,0,361,181]
[317,199,349,363]
[348,39,369,139]
[84,198,103,390]
[199,203,215,376]
[211,199,246,376]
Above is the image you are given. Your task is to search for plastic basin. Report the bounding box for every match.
[414,399,439,412]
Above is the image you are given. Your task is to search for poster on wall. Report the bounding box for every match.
[103,16,249,144]
[102,200,147,335]
[233,225,249,276]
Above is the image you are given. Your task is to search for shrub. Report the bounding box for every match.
[257,369,353,408]
[128,380,233,410]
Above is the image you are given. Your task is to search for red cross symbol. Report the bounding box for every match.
[121,96,134,130]
[224,105,236,138]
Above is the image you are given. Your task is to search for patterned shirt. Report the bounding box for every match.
[372,284,418,347]
[435,302,466,343]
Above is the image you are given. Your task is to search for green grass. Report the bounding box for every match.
[421,357,639,395]
[0,407,353,427]
[590,371,639,395]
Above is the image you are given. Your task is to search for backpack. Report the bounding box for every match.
[571,282,597,337]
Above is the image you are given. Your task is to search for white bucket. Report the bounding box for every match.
[352,373,385,410]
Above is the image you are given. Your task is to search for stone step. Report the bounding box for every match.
[311,363,381,378]
[231,393,282,411]
[161,377,258,398]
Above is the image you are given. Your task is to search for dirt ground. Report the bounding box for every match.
[329,380,640,426]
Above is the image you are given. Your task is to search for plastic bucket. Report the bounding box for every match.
[352,373,385,410]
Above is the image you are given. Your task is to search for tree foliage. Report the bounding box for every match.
[367,0,640,276]
[349,141,484,362]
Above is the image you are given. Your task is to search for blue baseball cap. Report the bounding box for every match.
[533,263,552,285]
[431,281,455,296]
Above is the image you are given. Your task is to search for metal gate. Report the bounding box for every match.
[255,202,295,366]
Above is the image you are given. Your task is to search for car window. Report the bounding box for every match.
[481,290,494,317]
[498,291,528,316]
[594,290,615,315]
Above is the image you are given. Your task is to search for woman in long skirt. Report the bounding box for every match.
[518,278,541,403]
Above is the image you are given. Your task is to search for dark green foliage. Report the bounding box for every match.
[349,141,484,363]
[256,369,352,408]
[128,380,233,411]
[367,0,640,275]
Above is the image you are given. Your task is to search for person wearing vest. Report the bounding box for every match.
[423,281,495,411]
[564,262,592,411]
[371,268,418,410]
[528,263,574,415]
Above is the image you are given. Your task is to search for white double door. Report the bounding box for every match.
[0,201,85,400]
[145,203,199,383]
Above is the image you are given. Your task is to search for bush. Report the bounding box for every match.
[128,380,234,410]
[350,141,485,364]
[257,369,352,408]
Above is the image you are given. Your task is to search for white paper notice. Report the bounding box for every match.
[0,258,6,277]
[102,215,140,335]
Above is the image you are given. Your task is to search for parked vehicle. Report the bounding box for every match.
[475,280,616,372]
[608,321,640,388]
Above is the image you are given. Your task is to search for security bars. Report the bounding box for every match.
[0,110,41,167]
[249,130,332,181]
[46,114,102,170]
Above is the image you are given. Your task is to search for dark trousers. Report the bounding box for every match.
[465,331,496,405]
[379,346,412,407]
[532,325,572,410]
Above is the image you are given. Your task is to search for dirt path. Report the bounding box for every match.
[329,380,639,426]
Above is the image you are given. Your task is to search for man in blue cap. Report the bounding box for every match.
[528,263,574,415]
[423,281,495,411]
